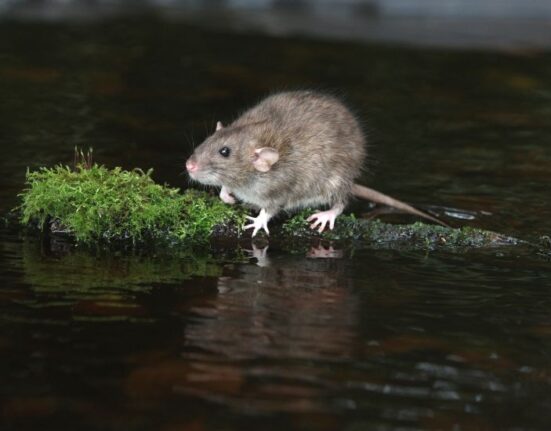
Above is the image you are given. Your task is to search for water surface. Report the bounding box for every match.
[1,16,551,431]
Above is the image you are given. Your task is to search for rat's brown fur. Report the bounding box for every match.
[187,90,446,227]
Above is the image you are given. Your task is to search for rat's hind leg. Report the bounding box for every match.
[307,203,345,233]
[244,208,273,237]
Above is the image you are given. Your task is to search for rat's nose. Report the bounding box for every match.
[186,158,198,173]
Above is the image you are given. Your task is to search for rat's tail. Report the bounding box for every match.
[351,184,449,227]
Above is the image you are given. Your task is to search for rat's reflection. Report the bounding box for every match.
[183,242,358,361]
[119,242,364,413]
[246,242,344,268]
[306,244,344,259]
[173,243,359,411]
[179,243,360,402]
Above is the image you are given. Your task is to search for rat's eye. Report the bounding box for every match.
[219,146,231,158]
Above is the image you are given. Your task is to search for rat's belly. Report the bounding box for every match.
[233,185,334,212]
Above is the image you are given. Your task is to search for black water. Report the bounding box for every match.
[1,16,551,431]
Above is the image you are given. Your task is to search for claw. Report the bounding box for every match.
[244,208,271,237]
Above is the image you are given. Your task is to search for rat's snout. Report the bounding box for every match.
[185,157,198,174]
[185,152,220,186]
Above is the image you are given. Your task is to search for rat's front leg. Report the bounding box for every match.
[219,186,236,204]
[244,208,273,237]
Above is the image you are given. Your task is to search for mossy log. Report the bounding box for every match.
[15,164,519,250]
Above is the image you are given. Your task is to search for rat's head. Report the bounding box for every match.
[186,121,280,188]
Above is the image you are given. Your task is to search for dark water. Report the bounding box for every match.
[1,16,551,431]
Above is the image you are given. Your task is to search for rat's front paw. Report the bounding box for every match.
[219,186,236,205]
[244,208,270,237]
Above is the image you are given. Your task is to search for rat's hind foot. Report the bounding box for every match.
[307,204,344,233]
[244,208,271,237]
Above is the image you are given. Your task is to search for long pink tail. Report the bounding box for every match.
[351,184,449,227]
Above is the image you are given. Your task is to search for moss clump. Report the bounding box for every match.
[18,164,246,243]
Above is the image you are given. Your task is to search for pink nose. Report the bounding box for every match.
[186,159,198,173]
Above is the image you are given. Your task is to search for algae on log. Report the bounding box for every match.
[15,164,517,249]
[279,212,517,249]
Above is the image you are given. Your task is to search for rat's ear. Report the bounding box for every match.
[216,121,224,131]
[253,147,279,172]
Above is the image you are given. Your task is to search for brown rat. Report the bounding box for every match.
[186,90,446,236]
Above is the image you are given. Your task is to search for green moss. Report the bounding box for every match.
[280,210,516,249]
[18,164,246,243]
[282,211,364,240]
[16,163,517,250]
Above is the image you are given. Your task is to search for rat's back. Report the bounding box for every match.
[233,91,366,210]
